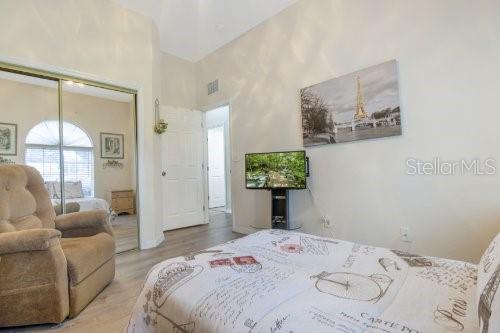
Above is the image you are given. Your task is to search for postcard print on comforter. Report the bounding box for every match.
[127,230,478,333]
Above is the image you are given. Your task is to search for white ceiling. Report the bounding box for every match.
[114,0,298,62]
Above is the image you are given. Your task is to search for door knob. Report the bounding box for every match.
[161,171,166,177]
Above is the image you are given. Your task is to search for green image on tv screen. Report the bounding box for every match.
[245,151,306,189]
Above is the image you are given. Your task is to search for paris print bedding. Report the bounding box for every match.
[127,229,486,333]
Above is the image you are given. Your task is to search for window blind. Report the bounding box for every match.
[63,149,94,197]
[26,146,94,197]
[25,146,61,182]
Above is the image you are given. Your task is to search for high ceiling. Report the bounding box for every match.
[114,0,298,62]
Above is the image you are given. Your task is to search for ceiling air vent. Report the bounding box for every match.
[207,79,218,95]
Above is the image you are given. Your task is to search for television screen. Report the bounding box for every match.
[245,150,307,189]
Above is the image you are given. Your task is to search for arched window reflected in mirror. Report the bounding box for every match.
[25,121,95,199]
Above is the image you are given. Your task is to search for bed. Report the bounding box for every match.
[127,230,500,333]
[45,180,110,213]
[50,197,110,212]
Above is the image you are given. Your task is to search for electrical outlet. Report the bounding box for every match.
[321,216,332,229]
[400,226,412,243]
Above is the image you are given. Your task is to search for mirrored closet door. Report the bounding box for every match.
[0,65,139,253]
[0,69,62,210]
[61,81,138,253]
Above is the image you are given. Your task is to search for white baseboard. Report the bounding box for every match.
[140,233,165,250]
[156,234,166,246]
[232,225,258,235]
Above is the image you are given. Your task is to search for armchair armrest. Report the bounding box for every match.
[0,229,61,255]
[55,210,113,238]
[0,229,69,325]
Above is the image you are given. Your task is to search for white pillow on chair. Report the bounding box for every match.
[477,233,500,333]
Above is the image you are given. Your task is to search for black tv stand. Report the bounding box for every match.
[271,189,289,229]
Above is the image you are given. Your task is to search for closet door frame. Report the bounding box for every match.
[0,61,140,249]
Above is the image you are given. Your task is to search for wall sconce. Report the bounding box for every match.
[154,98,168,134]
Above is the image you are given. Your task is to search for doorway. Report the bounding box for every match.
[207,125,225,209]
[205,105,231,217]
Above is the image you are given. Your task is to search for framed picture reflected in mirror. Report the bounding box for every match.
[100,132,124,159]
[0,122,17,156]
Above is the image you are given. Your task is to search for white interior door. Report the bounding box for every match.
[161,106,205,231]
[208,125,226,208]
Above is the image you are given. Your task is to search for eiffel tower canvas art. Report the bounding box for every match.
[301,60,401,147]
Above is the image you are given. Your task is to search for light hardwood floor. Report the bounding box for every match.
[112,214,139,253]
[2,211,241,333]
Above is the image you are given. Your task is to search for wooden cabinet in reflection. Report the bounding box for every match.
[108,190,135,215]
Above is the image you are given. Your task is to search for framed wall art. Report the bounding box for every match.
[301,60,401,147]
[0,122,17,155]
[100,132,124,159]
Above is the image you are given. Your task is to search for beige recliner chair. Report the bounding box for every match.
[0,165,115,327]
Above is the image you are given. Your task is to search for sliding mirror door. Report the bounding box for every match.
[61,81,138,253]
[0,64,139,253]
[0,69,62,209]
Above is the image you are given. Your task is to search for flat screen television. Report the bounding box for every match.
[245,150,307,190]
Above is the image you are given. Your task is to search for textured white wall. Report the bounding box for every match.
[196,0,500,262]
[161,52,197,109]
[0,0,163,249]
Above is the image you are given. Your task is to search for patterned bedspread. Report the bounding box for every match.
[127,230,479,333]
